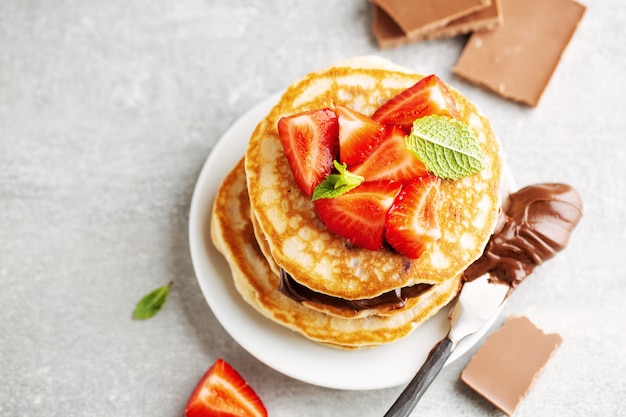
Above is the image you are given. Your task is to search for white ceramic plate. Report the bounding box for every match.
[188,92,503,391]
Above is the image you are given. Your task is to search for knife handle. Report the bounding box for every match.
[383,337,454,417]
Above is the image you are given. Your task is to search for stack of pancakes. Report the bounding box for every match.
[211,56,503,349]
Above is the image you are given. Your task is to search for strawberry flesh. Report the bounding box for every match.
[350,124,429,183]
[185,358,268,417]
[385,177,442,259]
[314,181,402,251]
[335,105,385,166]
[372,75,460,128]
[277,108,339,196]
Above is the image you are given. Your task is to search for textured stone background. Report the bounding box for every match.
[1,1,624,416]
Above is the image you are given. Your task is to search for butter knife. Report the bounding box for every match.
[383,274,509,417]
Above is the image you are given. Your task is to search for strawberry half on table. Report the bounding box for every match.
[185,358,268,417]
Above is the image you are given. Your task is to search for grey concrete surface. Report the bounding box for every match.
[1,1,624,416]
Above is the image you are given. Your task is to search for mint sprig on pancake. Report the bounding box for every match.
[312,161,364,201]
[406,115,485,180]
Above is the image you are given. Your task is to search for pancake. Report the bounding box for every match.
[211,159,462,348]
[244,56,502,301]
[250,204,436,319]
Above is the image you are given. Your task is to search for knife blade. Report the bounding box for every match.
[383,274,509,417]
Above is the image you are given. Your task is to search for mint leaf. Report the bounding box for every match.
[133,282,172,320]
[312,160,364,201]
[406,115,485,180]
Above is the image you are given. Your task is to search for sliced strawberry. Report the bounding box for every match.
[350,125,429,183]
[372,75,459,128]
[335,105,385,166]
[314,181,402,251]
[277,108,339,196]
[185,358,268,417]
[385,178,442,259]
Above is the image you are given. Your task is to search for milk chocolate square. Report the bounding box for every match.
[453,0,586,106]
[460,316,563,416]
[372,0,502,49]
[371,0,491,38]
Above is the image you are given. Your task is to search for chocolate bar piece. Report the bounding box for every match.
[373,0,502,49]
[371,0,491,39]
[460,316,563,416]
[453,0,586,106]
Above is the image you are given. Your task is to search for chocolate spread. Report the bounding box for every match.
[279,269,432,312]
[463,183,583,287]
